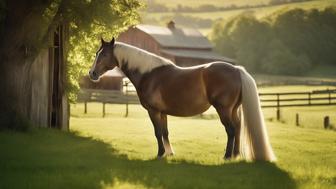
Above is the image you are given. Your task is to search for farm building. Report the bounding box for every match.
[80,69,124,91]
[35,25,69,130]
[3,25,69,130]
[118,21,234,67]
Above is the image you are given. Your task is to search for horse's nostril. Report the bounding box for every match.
[91,71,98,78]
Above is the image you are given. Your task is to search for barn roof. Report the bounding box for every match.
[136,24,212,49]
[160,49,235,63]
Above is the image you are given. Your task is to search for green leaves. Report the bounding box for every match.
[64,0,142,103]
[210,7,336,75]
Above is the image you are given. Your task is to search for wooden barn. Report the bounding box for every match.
[118,21,234,67]
[34,25,69,130]
[80,68,124,91]
[11,25,69,130]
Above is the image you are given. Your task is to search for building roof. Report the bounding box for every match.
[160,49,235,63]
[136,24,213,49]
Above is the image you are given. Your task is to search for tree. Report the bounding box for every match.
[211,14,272,72]
[261,40,312,75]
[211,7,336,74]
[0,0,142,128]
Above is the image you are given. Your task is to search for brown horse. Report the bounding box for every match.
[89,38,276,161]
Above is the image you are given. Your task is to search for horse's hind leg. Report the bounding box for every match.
[214,105,235,159]
[148,110,165,157]
[161,114,174,156]
[232,107,241,158]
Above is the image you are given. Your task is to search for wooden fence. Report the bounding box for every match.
[78,85,336,120]
[259,89,336,120]
[77,82,139,117]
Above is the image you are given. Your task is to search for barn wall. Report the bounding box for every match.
[118,28,161,54]
[30,50,50,127]
[80,76,123,90]
[175,57,215,67]
[159,53,176,63]
[2,25,69,130]
[61,94,69,131]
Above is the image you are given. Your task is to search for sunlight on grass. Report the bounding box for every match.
[144,0,336,30]
[69,93,336,189]
[1,85,335,189]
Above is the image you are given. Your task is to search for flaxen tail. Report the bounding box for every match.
[236,66,276,161]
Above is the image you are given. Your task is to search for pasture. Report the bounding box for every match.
[1,85,335,189]
[143,0,336,34]
[147,0,270,8]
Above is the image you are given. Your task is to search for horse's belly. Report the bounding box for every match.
[163,103,211,117]
[161,92,211,117]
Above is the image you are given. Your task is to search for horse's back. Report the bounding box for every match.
[202,62,242,106]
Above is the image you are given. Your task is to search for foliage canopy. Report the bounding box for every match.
[0,0,142,102]
[211,7,336,75]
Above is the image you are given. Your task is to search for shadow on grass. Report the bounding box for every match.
[0,129,296,189]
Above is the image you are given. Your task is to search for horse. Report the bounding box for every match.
[89,38,276,161]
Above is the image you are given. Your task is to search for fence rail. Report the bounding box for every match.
[78,86,336,118]
[78,89,139,104]
[259,89,336,108]
[259,89,336,120]
[77,83,139,117]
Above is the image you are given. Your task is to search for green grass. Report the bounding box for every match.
[1,85,336,189]
[184,0,336,19]
[145,0,270,8]
[142,0,336,35]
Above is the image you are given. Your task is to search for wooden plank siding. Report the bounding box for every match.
[118,27,162,55]
[28,24,69,130]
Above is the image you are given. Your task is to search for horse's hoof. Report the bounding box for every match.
[224,156,232,160]
[157,155,165,159]
[157,152,165,159]
[164,152,175,157]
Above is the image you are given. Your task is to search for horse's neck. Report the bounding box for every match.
[118,62,143,88]
[114,43,172,88]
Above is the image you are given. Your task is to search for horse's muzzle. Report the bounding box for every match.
[89,70,99,82]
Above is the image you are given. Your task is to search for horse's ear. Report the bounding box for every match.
[110,37,115,46]
[101,37,105,44]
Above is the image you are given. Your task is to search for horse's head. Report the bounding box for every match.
[89,37,118,81]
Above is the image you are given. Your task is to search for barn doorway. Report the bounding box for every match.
[49,25,64,129]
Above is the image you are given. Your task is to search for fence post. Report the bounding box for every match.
[296,113,300,126]
[125,82,129,117]
[276,94,280,121]
[102,102,106,118]
[84,101,87,114]
[324,116,330,129]
[308,93,311,105]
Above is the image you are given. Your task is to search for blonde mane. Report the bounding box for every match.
[114,42,173,74]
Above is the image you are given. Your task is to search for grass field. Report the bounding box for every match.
[144,0,270,8]
[146,0,336,20]
[1,85,336,189]
[142,0,336,35]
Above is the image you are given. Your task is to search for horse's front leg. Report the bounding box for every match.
[161,114,174,156]
[148,110,165,158]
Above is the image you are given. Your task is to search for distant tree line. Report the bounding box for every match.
[211,8,336,75]
[146,0,313,13]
